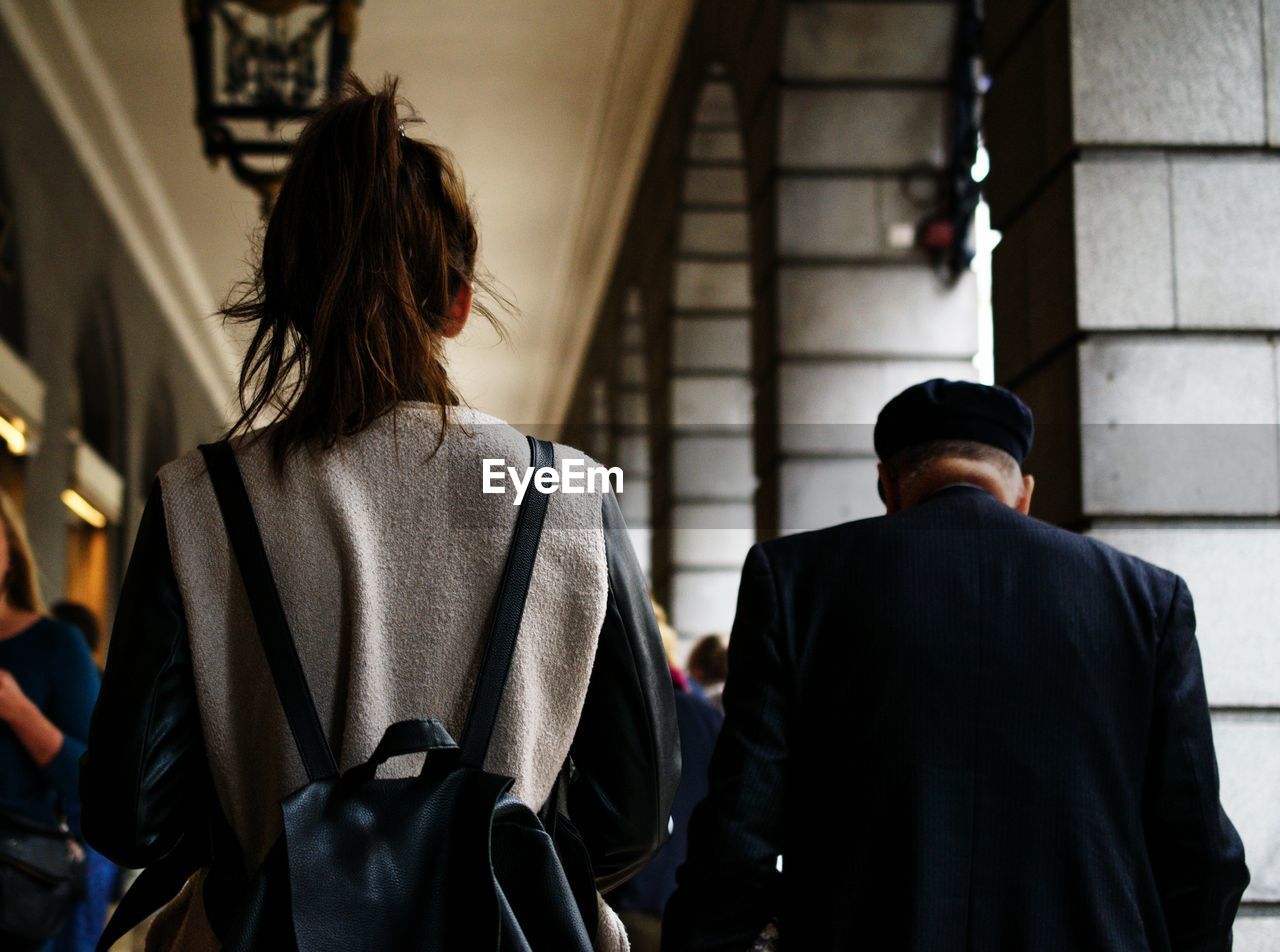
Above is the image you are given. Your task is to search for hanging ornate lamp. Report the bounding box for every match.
[184,0,361,214]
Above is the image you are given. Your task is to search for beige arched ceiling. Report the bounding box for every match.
[2,0,692,430]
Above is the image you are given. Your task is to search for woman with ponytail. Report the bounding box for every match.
[81,76,677,951]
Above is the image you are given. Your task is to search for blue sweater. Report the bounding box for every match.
[0,618,100,827]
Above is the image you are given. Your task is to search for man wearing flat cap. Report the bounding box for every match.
[664,379,1248,952]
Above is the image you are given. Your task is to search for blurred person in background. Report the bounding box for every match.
[612,601,723,952]
[47,600,119,952]
[686,635,727,710]
[50,602,103,664]
[0,492,100,951]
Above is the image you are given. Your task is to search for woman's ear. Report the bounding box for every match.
[442,283,473,339]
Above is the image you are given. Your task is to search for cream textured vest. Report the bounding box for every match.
[152,405,625,950]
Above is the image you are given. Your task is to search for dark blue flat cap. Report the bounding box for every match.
[874,378,1034,465]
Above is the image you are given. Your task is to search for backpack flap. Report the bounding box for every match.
[490,796,596,950]
[280,728,512,951]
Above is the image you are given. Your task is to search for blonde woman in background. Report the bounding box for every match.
[0,491,100,951]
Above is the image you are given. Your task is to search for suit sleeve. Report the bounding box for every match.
[663,544,787,952]
[81,480,210,869]
[567,488,681,891]
[1143,575,1249,952]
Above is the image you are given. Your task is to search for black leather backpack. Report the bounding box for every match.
[99,436,598,951]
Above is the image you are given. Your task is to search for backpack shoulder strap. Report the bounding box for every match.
[199,441,339,781]
[459,436,554,768]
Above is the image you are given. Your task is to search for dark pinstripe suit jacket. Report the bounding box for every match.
[663,484,1249,952]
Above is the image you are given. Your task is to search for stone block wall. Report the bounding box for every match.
[987,1,1280,940]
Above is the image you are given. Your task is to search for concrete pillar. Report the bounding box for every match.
[585,378,611,466]
[611,290,654,580]
[665,74,757,644]
[986,2,1280,941]
[764,1,979,536]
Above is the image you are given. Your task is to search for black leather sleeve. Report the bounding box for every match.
[81,480,209,869]
[1143,576,1250,951]
[663,543,787,952]
[566,489,681,892]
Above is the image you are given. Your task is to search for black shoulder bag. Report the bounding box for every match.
[98,436,598,951]
[0,807,86,950]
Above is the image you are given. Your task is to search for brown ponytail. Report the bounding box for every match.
[223,74,506,469]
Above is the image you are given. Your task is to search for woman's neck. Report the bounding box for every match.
[0,600,40,640]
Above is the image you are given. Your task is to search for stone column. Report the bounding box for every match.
[665,74,758,644]
[611,290,655,580]
[762,1,979,536]
[986,2,1280,942]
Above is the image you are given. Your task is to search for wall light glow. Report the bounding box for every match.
[0,417,27,458]
[0,416,27,455]
[61,489,108,529]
